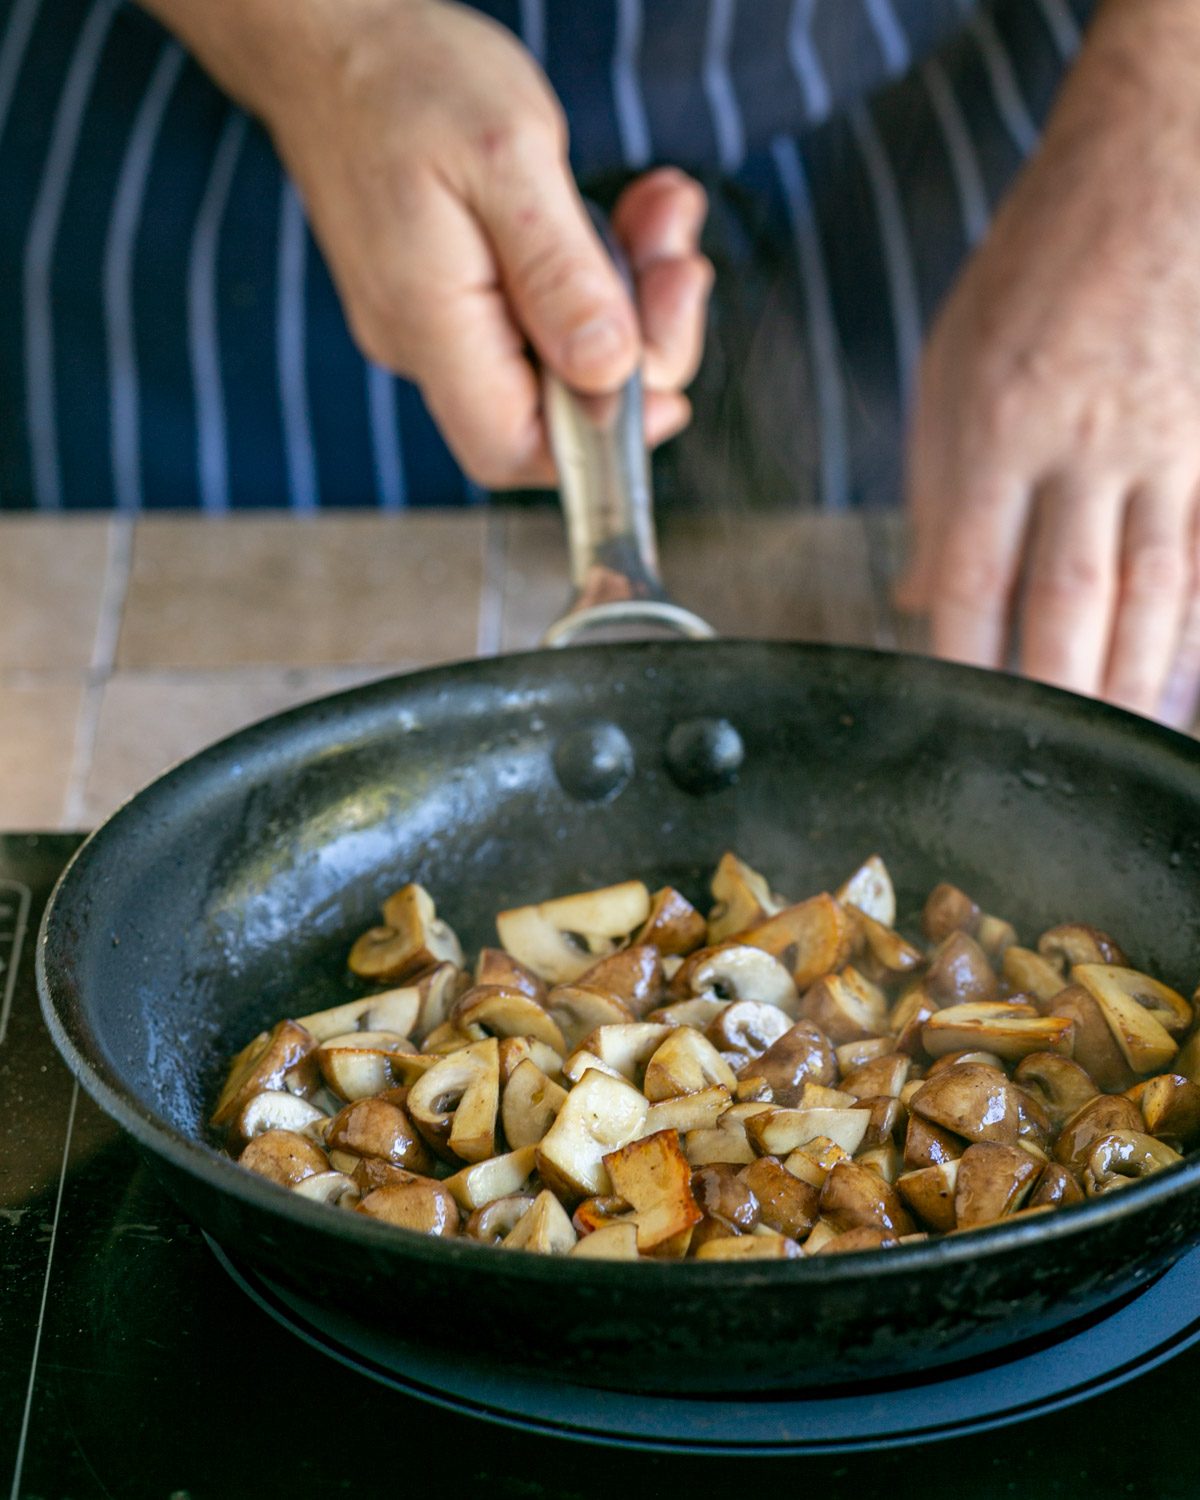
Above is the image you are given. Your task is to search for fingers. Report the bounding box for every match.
[924,476,1031,669]
[1102,483,1192,715]
[1019,476,1123,694]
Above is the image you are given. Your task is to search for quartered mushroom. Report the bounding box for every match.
[569,1221,642,1259]
[1027,1161,1084,1210]
[740,894,857,990]
[819,1160,914,1236]
[501,1058,569,1148]
[1038,923,1127,970]
[497,1035,564,1085]
[496,881,651,984]
[746,1105,870,1159]
[889,986,937,1057]
[573,944,665,1017]
[406,1037,501,1163]
[741,1019,837,1106]
[296,987,421,1044]
[501,1189,578,1254]
[545,984,636,1053]
[212,1019,318,1128]
[643,1029,737,1101]
[921,1001,1074,1061]
[574,1022,672,1083]
[1083,1131,1182,1195]
[316,1030,422,1102]
[348,883,463,983]
[705,1000,792,1058]
[535,1069,649,1202]
[1073,963,1189,1075]
[896,1159,959,1233]
[633,887,707,956]
[835,854,896,928]
[290,1170,361,1209]
[325,1092,435,1174]
[444,1145,538,1212]
[238,1128,329,1188]
[1054,1093,1144,1175]
[671,942,798,1013]
[902,1113,965,1170]
[925,932,998,1006]
[739,1155,818,1239]
[692,1163,761,1234]
[1050,985,1138,1092]
[854,911,924,980]
[706,852,787,944]
[841,1052,911,1101]
[643,1084,732,1135]
[474,948,546,1000]
[356,1174,461,1235]
[648,997,730,1030]
[603,1129,704,1255]
[799,968,887,1045]
[1133,1072,1200,1146]
[909,1064,1022,1147]
[451,984,567,1053]
[228,1090,329,1153]
[921,882,981,943]
[1013,1052,1099,1132]
[466,1193,537,1244]
[952,1142,1039,1230]
[975,914,1018,962]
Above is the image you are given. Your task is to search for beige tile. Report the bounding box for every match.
[0,517,113,670]
[81,667,399,825]
[864,511,930,656]
[0,675,86,829]
[117,514,487,670]
[496,509,570,653]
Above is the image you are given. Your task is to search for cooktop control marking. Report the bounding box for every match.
[0,879,31,1047]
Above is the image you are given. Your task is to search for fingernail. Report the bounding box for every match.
[564,314,627,376]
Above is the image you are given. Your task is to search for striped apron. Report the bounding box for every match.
[0,0,1094,512]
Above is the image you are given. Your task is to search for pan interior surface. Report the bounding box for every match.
[37,642,1200,1390]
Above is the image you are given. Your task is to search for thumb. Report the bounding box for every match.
[474,148,639,392]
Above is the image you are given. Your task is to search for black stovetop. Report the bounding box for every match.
[4,832,1200,1499]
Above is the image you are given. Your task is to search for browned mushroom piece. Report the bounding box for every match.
[1013,1052,1099,1132]
[896,1160,959,1232]
[238,1128,329,1188]
[783,1136,852,1189]
[357,1174,461,1235]
[1082,1131,1182,1195]
[922,883,981,943]
[325,1094,436,1174]
[351,1157,422,1194]
[834,854,896,928]
[290,1170,361,1209]
[496,881,651,985]
[670,943,798,1013]
[925,932,999,1007]
[444,1145,539,1212]
[741,894,857,990]
[738,1156,819,1238]
[1003,946,1071,1006]
[695,1232,802,1261]
[1130,1073,1200,1146]
[545,984,636,1053]
[603,1129,704,1255]
[741,1019,837,1106]
[643,1029,738,1101]
[450,985,567,1053]
[228,1090,329,1154]
[647,997,730,1030]
[923,1050,1005,1078]
[569,1222,642,1259]
[1038,923,1128,970]
[474,948,546,1000]
[419,1020,479,1056]
[705,999,793,1058]
[799,967,887,1045]
[810,1226,897,1255]
[295,987,421,1045]
[1054,1093,1144,1175]
[501,1190,578,1253]
[909,1063,1022,1146]
[975,914,1019,963]
[921,1002,1074,1062]
[819,1160,915,1235]
[890,986,938,1057]
[212,1019,318,1128]
[535,1069,648,1203]
[1072,964,1189,1077]
[316,1031,422,1102]
[952,1142,1039,1230]
[839,1051,909,1101]
[644,1085,732,1135]
[465,1193,538,1244]
[569,1022,670,1084]
[854,910,926,981]
[496,1036,564,1086]
[348,883,463,984]
[857,1095,903,1150]
[1027,1161,1085,1210]
[746,1106,870,1159]
[1174,1026,1200,1085]
[706,852,787,944]
[405,1037,501,1163]
[571,1195,634,1234]
[1049,985,1137,1092]
[571,943,665,1018]
[500,1058,568,1149]
[633,887,707,957]
[691,1163,761,1234]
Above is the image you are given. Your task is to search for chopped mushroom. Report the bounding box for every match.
[835,854,896,928]
[953,1143,1039,1229]
[643,1029,737,1101]
[603,1130,704,1254]
[496,881,651,984]
[570,1221,642,1259]
[238,1129,329,1188]
[740,894,857,990]
[405,1038,501,1163]
[921,1002,1074,1061]
[502,1189,578,1253]
[228,1090,329,1153]
[633,888,707,957]
[670,942,798,1013]
[357,1175,460,1235]
[573,944,665,1016]
[316,1031,422,1102]
[349,883,462,983]
[451,985,567,1053]
[212,1020,317,1128]
[501,1058,568,1148]
[1133,1073,1200,1146]
[1083,1131,1182,1195]
[535,1069,648,1202]
[290,1170,361,1209]
[706,852,786,944]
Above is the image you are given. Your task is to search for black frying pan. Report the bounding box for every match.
[37,640,1200,1394]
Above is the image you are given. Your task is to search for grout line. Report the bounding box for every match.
[475,508,505,659]
[8,1079,78,1500]
[61,518,134,830]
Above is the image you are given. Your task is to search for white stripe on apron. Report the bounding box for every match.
[276,180,319,512]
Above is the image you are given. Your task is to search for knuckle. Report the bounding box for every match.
[1026,553,1109,614]
[935,544,1012,611]
[1123,539,1187,599]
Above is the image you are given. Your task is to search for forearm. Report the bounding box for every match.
[1052,0,1200,136]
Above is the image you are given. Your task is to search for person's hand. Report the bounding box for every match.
[898,0,1200,722]
[142,0,712,487]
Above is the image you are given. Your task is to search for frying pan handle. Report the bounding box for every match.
[540,208,713,648]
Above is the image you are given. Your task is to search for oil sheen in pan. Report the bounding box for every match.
[208,1236,1200,1455]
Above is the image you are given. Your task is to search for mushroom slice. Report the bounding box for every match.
[562,1049,626,1087]
[746,1107,870,1159]
[212,1020,317,1128]
[707,852,786,944]
[685,1127,757,1168]
[647,998,730,1030]
[569,1221,642,1259]
[695,1233,801,1261]
[643,1029,737,1101]
[857,1096,902,1151]
[1003,946,1070,1006]
[1073,964,1190,1072]
[295,988,420,1044]
[229,1091,329,1153]
[474,948,545,1000]
[841,1053,911,1101]
[350,1157,416,1193]
[575,944,665,1017]
[290,1170,360,1209]
[356,1175,460,1235]
[800,1082,859,1109]
[348,884,463,983]
[466,1193,537,1244]
[316,1030,421,1102]
[910,1064,1021,1146]
[496,881,651,984]
[326,1093,435,1174]
[444,1145,538,1212]
[738,1156,818,1238]
[671,943,799,1013]
[1083,1131,1182,1195]
[706,1000,793,1059]
[502,1189,578,1254]
[1013,1053,1099,1133]
[925,932,998,1007]
[238,1129,329,1188]
[741,895,857,990]
[819,1160,915,1236]
[855,911,924,978]
[420,1021,481,1056]
[903,1114,965,1170]
[896,1160,959,1233]
[783,1137,851,1189]
[1039,923,1128,970]
[922,1002,1074,1062]
[813,1227,900,1255]
[975,914,1018,963]
[545,985,636,1052]
[603,1129,704,1255]
[571,1195,633,1234]
[741,1020,837,1107]
[451,985,567,1053]
[535,1069,649,1203]
[497,1036,564,1085]
[857,1141,903,1184]
[501,1058,569,1149]
[1027,1162,1084,1210]
[1134,1073,1200,1146]
[692,1163,761,1233]
[1054,1093,1144,1174]
[922,883,981,943]
[406,1038,500,1163]
[634,887,707,957]
[953,1142,1039,1230]
[1049,985,1137,1092]
[576,1022,673,1083]
[890,986,937,1057]
[835,854,896,928]
[643,1085,732,1136]
[799,968,887,1045]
